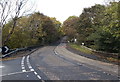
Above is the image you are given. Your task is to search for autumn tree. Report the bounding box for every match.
[3,12,62,48]
[77,4,105,45]
[89,2,120,52]
[63,1,119,53]
[62,16,79,41]
[0,0,34,46]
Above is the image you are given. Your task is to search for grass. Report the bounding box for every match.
[68,43,120,65]
[107,57,120,62]
[69,43,93,54]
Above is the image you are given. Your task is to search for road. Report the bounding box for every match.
[0,43,119,81]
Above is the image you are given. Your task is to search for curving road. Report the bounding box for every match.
[1,43,119,81]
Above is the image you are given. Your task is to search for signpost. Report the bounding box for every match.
[82,43,84,46]
[2,46,9,54]
[74,39,77,43]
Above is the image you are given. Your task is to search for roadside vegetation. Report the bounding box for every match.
[1,0,119,57]
[62,1,120,54]
[2,12,62,49]
[1,0,62,49]
[69,43,93,54]
[68,43,119,64]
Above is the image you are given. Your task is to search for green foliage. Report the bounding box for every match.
[77,4,105,45]
[62,16,79,40]
[69,43,93,54]
[2,12,62,49]
[62,1,120,53]
[92,2,120,53]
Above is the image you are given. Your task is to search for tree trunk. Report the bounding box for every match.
[3,19,17,45]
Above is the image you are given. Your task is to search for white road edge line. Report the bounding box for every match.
[26,55,41,80]
[0,71,31,77]
[37,75,41,79]
[34,72,37,75]
[21,56,26,72]
[54,51,58,55]
[55,47,117,77]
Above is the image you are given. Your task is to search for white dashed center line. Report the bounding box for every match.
[21,55,42,79]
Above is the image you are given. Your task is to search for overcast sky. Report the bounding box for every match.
[32,0,105,22]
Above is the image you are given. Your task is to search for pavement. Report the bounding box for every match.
[0,43,119,81]
[66,44,119,65]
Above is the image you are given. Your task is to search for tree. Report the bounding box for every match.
[50,17,62,39]
[99,2,119,52]
[3,12,62,48]
[0,0,34,45]
[62,16,79,41]
[88,2,120,53]
[77,4,105,45]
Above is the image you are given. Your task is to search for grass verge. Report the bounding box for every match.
[68,43,119,65]
[69,43,93,54]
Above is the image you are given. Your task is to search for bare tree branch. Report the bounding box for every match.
[0,0,35,45]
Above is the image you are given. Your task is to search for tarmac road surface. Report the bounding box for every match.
[1,43,119,81]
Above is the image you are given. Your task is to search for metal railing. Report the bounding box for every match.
[1,48,27,58]
[1,45,43,58]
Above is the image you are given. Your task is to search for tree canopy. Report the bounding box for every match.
[2,12,62,49]
[62,1,120,53]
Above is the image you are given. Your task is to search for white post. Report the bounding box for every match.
[82,43,84,46]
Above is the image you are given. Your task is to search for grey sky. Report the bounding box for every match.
[30,0,106,22]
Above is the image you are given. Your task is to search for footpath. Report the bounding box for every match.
[55,43,119,76]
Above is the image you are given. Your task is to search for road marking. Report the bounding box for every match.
[54,51,58,55]
[21,56,26,72]
[30,69,34,71]
[37,75,41,79]
[20,55,42,80]
[0,66,4,68]
[27,55,33,70]
[1,71,31,77]
[26,55,41,80]
[34,72,37,75]
[21,64,24,67]
[27,75,29,77]
[54,50,117,77]
[22,70,26,72]
[22,67,25,69]
[77,63,83,66]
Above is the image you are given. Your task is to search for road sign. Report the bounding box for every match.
[4,46,9,53]
[2,46,9,54]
